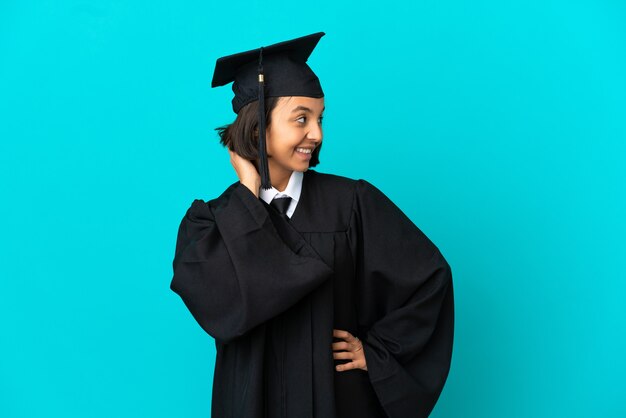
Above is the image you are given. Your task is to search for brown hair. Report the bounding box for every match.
[215,96,322,170]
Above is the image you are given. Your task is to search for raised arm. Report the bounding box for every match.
[171,182,333,344]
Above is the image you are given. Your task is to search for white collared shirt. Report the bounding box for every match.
[258,170,303,219]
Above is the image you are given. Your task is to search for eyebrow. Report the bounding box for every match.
[290,105,325,114]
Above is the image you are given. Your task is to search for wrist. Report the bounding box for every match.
[241,179,260,197]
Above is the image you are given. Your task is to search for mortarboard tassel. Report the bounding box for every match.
[257,47,272,190]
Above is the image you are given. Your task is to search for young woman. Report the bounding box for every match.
[171,32,454,418]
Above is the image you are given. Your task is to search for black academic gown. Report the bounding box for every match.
[171,169,454,418]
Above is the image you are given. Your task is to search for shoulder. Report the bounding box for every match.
[306,169,357,187]
[184,181,241,222]
[306,169,391,207]
[308,169,382,189]
[307,170,360,208]
[305,169,363,197]
[308,170,386,202]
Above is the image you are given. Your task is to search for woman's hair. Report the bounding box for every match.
[215,96,322,169]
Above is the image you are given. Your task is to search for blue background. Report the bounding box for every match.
[1,1,625,417]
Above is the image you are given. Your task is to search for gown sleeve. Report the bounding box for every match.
[170,182,333,344]
[350,179,455,418]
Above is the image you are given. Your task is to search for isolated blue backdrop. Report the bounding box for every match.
[1,1,625,417]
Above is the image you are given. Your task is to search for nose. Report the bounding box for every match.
[307,121,323,144]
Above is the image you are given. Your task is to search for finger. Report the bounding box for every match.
[230,151,240,162]
[332,342,350,351]
[335,361,358,372]
[333,329,355,341]
[333,351,354,360]
[333,329,348,338]
[334,329,361,344]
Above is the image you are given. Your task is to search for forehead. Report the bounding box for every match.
[276,96,325,113]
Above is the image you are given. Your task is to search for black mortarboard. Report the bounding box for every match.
[211,32,326,190]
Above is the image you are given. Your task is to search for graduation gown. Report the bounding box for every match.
[170,169,454,418]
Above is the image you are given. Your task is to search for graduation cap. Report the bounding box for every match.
[211,32,326,190]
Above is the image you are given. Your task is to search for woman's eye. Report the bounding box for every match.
[296,115,323,124]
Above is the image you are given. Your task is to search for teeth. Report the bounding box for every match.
[296,148,312,154]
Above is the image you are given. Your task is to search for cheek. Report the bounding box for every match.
[270,129,300,153]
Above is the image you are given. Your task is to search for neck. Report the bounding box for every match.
[268,164,293,192]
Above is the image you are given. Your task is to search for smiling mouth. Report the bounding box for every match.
[295,147,313,154]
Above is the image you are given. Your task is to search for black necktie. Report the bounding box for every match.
[270,196,292,216]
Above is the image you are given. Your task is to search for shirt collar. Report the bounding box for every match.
[259,170,303,205]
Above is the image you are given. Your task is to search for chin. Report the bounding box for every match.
[286,161,309,172]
